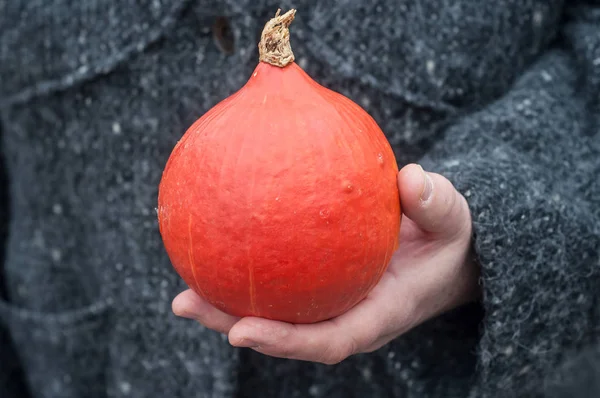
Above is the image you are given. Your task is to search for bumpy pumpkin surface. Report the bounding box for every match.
[158,10,400,323]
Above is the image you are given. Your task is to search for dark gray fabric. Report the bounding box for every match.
[0,0,598,397]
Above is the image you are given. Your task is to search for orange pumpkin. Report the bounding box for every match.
[158,10,400,324]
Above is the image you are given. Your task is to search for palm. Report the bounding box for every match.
[332,213,473,353]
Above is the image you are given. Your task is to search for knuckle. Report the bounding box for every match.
[452,194,472,238]
[441,185,458,220]
[401,294,420,329]
[436,181,472,239]
[357,329,378,352]
[277,347,295,359]
[362,341,386,354]
[390,291,419,332]
[319,338,358,365]
[345,335,361,357]
[320,353,345,366]
[317,346,342,365]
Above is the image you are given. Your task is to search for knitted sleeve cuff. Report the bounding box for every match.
[417,51,600,395]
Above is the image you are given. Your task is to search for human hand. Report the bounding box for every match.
[172,163,480,364]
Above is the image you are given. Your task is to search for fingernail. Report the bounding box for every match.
[172,308,196,320]
[172,305,204,321]
[419,165,433,202]
[171,303,191,319]
[232,337,260,348]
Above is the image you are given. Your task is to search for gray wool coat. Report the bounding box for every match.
[1,0,599,397]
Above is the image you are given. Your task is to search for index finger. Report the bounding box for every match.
[227,272,415,364]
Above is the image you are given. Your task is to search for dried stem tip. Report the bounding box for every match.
[258,9,296,68]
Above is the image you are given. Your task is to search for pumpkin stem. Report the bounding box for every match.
[258,9,296,68]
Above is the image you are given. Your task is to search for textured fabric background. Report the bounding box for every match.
[0,0,598,397]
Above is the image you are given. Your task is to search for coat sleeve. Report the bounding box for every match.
[419,1,600,396]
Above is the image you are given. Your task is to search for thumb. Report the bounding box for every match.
[398,163,471,237]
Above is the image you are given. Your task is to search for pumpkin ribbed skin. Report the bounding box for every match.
[158,61,400,323]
